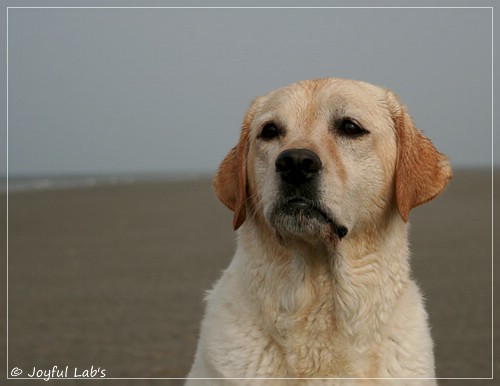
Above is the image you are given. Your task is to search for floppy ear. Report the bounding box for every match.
[213,99,259,230]
[389,93,452,222]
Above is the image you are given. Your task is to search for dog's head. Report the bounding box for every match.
[214,78,452,245]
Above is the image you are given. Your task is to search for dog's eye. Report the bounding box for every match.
[339,119,368,137]
[259,123,281,140]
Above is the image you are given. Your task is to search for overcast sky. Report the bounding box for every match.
[3,5,495,176]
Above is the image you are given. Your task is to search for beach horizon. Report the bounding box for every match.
[1,168,496,384]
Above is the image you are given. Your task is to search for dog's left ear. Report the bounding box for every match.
[213,98,260,230]
[388,92,452,222]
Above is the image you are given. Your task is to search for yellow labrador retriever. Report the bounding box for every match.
[187,78,451,385]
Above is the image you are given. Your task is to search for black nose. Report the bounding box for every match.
[275,148,322,185]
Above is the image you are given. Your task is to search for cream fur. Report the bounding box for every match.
[186,78,451,385]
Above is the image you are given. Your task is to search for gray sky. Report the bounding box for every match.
[3,5,495,176]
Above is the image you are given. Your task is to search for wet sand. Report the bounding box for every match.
[1,169,497,385]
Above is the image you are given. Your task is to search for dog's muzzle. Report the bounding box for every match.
[270,148,348,241]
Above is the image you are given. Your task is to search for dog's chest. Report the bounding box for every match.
[274,302,343,375]
[257,262,381,379]
[270,306,380,379]
[264,276,355,377]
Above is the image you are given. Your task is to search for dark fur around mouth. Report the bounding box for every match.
[268,197,348,242]
[284,198,332,222]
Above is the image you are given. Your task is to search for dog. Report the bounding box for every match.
[186,78,452,385]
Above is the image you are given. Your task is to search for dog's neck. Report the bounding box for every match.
[233,212,411,347]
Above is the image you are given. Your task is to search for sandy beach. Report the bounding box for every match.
[2,169,497,385]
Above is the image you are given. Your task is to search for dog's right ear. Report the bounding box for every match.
[387,91,452,222]
[213,98,261,230]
